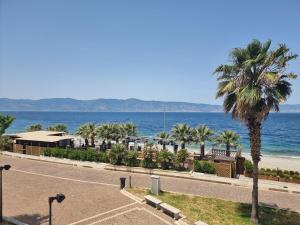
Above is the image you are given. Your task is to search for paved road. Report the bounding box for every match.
[1,155,300,213]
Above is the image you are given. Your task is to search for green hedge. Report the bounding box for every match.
[259,168,300,180]
[44,147,108,163]
[194,160,215,174]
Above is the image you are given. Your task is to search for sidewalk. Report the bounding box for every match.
[2,151,300,195]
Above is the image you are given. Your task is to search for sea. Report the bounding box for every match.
[2,111,300,158]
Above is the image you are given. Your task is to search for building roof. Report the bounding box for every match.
[7,131,75,143]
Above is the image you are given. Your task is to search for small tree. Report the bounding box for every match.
[125,150,138,167]
[141,145,157,168]
[176,149,189,168]
[108,144,126,165]
[172,124,192,150]
[158,149,175,169]
[192,125,214,158]
[0,113,15,135]
[26,124,43,132]
[157,132,170,150]
[216,130,240,156]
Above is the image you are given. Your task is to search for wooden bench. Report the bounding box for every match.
[144,195,162,209]
[160,202,181,220]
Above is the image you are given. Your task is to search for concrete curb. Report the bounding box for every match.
[3,216,29,225]
[2,151,300,194]
[121,189,144,203]
[104,165,232,185]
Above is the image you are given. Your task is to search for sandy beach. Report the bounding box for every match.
[243,153,300,171]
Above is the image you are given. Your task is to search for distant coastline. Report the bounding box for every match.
[1,98,300,112]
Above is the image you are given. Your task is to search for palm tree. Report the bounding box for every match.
[76,123,97,147]
[215,130,240,156]
[157,132,170,150]
[47,124,68,133]
[193,125,214,158]
[0,113,15,135]
[121,122,137,137]
[214,39,297,223]
[172,124,192,150]
[26,124,43,132]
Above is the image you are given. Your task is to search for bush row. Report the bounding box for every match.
[194,160,216,174]
[243,160,300,180]
[44,145,204,173]
[44,147,109,163]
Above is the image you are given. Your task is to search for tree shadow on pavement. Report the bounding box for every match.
[237,203,300,225]
[13,213,48,225]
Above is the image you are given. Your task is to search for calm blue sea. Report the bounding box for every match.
[2,112,300,157]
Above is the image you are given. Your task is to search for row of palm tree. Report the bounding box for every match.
[75,122,137,147]
[26,123,68,133]
[157,124,240,157]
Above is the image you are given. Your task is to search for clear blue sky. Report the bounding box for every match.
[0,0,299,104]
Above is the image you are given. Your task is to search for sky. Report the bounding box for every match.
[0,0,300,104]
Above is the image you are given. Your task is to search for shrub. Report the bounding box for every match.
[194,160,215,174]
[175,149,189,168]
[125,150,138,167]
[86,149,97,161]
[95,152,108,163]
[44,148,52,156]
[158,150,174,170]
[68,150,81,160]
[244,160,253,173]
[0,136,13,151]
[141,146,157,168]
[108,144,126,165]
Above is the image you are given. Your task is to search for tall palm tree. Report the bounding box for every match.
[76,123,97,147]
[214,39,297,223]
[121,122,137,137]
[47,124,68,133]
[157,132,170,150]
[97,123,122,143]
[215,130,240,156]
[26,124,43,132]
[171,124,192,150]
[193,125,214,158]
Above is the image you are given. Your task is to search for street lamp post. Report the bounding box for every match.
[48,193,65,225]
[0,164,11,223]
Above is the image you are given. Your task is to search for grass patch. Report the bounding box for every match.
[127,188,300,225]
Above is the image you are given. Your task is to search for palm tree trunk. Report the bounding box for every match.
[181,142,185,149]
[163,143,166,150]
[200,144,205,158]
[91,136,95,147]
[226,143,230,157]
[248,118,261,224]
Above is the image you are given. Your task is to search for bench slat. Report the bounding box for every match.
[160,203,181,214]
[144,195,162,204]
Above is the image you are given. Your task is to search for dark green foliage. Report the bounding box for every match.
[44,147,108,163]
[158,149,175,170]
[244,160,253,173]
[0,136,13,151]
[26,124,43,132]
[0,113,15,135]
[141,146,157,168]
[176,149,189,167]
[124,150,138,167]
[194,160,215,174]
[47,124,68,133]
[108,144,126,165]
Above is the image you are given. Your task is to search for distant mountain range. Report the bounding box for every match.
[0,98,299,112]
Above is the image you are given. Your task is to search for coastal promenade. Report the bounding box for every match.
[1,153,300,224]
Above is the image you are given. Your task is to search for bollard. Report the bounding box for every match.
[129,176,132,188]
[120,177,126,189]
